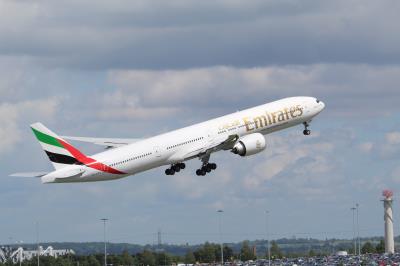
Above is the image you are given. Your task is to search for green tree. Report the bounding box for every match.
[156,252,172,266]
[375,239,385,253]
[214,245,233,262]
[347,246,355,255]
[270,241,283,259]
[361,242,375,254]
[184,250,196,264]
[137,249,156,266]
[308,249,316,257]
[193,242,216,263]
[121,250,135,265]
[240,241,255,261]
[223,246,234,262]
[82,255,101,266]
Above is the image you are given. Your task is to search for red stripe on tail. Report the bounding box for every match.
[58,139,126,175]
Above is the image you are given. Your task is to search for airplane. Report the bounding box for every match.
[11,96,325,183]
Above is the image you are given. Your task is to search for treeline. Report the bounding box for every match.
[0,239,389,266]
[0,240,283,266]
[9,237,392,257]
[358,240,385,254]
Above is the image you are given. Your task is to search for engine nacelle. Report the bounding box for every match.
[231,133,266,156]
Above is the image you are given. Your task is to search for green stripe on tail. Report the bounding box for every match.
[31,127,63,148]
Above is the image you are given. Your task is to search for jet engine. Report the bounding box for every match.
[231,133,266,156]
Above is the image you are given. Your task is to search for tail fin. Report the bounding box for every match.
[30,123,85,170]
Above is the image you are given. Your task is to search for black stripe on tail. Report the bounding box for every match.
[45,151,82,165]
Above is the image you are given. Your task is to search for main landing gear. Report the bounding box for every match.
[196,163,217,176]
[195,154,217,176]
[165,163,186,175]
[164,155,218,176]
[303,122,311,136]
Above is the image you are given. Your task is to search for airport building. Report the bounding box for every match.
[0,246,75,264]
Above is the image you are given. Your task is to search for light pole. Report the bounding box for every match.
[356,204,360,256]
[36,222,39,266]
[265,211,270,266]
[351,207,356,255]
[101,218,108,266]
[217,210,224,265]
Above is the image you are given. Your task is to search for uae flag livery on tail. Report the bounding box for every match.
[31,123,80,169]
[30,123,125,174]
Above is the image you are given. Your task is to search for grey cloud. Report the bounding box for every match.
[0,99,58,154]
[0,1,399,69]
[1,125,380,243]
[0,62,398,142]
[360,131,400,159]
[2,0,328,29]
[232,127,393,205]
[240,133,340,201]
[1,0,400,243]
[107,64,400,118]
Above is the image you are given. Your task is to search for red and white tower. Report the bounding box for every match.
[382,189,394,254]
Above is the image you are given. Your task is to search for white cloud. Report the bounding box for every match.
[108,64,400,117]
[359,142,373,153]
[96,91,180,120]
[167,168,232,200]
[240,132,341,201]
[0,104,19,154]
[359,131,400,159]
[391,166,400,184]
[0,98,58,155]
[385,132,400,145]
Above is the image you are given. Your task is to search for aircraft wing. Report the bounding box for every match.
[170,134,239,162]
[205,134,239,152]
[61,136,141,148]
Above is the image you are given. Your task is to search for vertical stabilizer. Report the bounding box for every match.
[30,123,82,170]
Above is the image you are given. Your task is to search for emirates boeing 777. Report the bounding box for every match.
[12,96,325,183]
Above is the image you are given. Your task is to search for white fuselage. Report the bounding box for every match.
[41,96,325,183]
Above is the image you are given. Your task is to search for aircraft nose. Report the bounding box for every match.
[315,97,325,107]
[314,98,325,113]
[320,100,325,110]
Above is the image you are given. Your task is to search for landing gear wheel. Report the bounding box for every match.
[179,163,186,169]
[203,165,212,173]
[165,168,175,175]
[196,154,218,176]
[196,169,207,176]
[303,122,311,136]
[172,165,181,172]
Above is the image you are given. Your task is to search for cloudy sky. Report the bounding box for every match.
[1,0,400,245]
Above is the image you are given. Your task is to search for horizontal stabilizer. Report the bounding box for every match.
[62,136,141,148]
[10,172,49,178]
